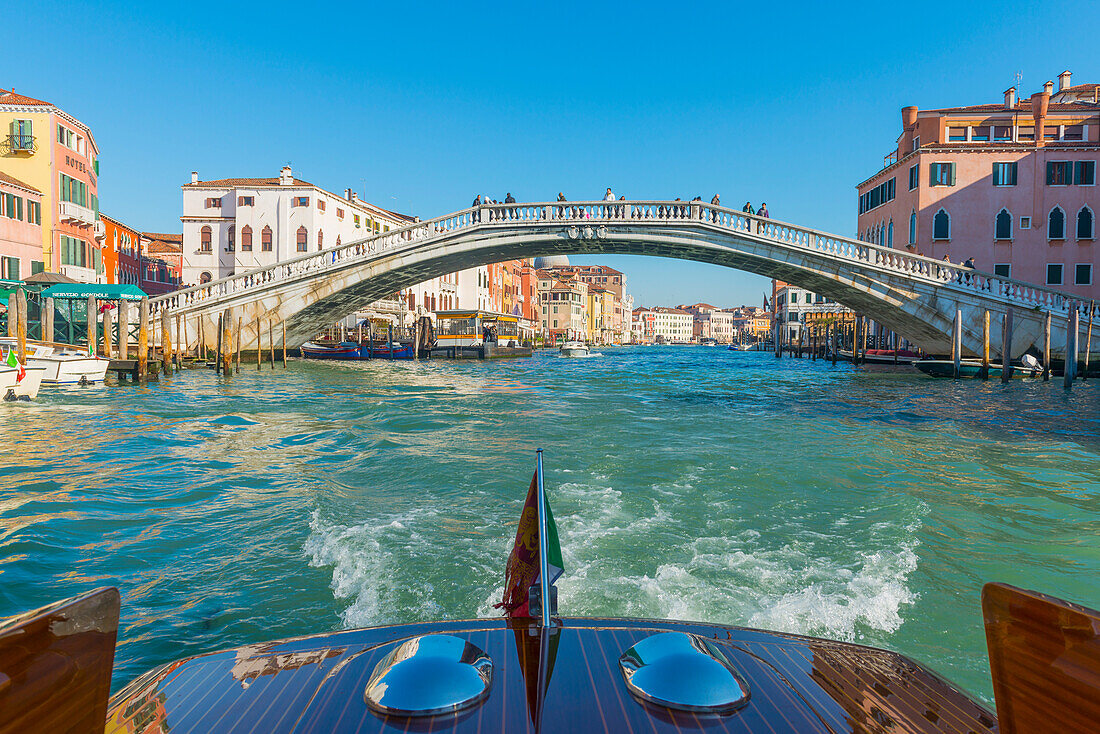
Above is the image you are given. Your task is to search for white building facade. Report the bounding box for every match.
[181,166,410,286]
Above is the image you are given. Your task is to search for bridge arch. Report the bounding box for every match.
[152,200,1098,359]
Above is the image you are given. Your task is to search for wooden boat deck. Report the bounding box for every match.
[106,617,995,733]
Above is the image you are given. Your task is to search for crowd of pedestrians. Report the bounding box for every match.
[470,189,772,227]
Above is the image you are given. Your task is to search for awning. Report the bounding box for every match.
[39,284,148,301]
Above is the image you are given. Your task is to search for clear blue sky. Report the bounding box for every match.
[9,1,1098,307]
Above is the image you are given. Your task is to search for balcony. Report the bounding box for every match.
[94,220,106,241]
[2,134,36,154]
[60,265,97,283]
[59,201,96,227]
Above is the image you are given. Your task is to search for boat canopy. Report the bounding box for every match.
[39,284,148,301]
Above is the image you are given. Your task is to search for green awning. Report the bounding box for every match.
[40,284,148,301]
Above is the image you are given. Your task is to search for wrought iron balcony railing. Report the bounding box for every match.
[3,135,37,153]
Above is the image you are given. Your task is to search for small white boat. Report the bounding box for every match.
[0,365,45,400]
[559,340,590,357]
[0,340,110,384]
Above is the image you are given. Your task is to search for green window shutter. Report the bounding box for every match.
[929,164,936,187]
[949,164,956,186]
[94,159,99,175]
[1046,162,1054,185]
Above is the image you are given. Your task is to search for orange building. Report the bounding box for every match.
[98,214,141,285]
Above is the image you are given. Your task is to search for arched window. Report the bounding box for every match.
[1077,207,1095,240]
[908,210,916,244]
[431,295,437,311]
[317,229,324,250]
[995,208,1012,240]
[227,226,235,251]
[261,225,273,251]
[887,220,894,248]
[241,225,252,251]
[933,209,950,240]
[879,222,886,246]
[407,293,415,310]
[423,293,429,309]
[1048,207,1065,240]
[296,226,308,252]
[199,271,212,283]
[200,225,212,252]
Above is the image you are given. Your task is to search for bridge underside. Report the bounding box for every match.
[166,221,1087,360]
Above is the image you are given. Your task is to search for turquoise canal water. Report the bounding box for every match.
[2,347,1099,701]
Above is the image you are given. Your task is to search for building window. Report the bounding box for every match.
[261,225,272,251]
[1048,207,1066,240]
[933,209,950,240]
[1043,126,1059,141]
[993,263,1011,278]
[1075,161,1096,186]
[1020,216,1031,230]
[1078,207,1095,240]
[887,220,893,247]
[317,199,326,211]
[317,229,324,250]
[992,162,1017,186]
[296,226,308,252]
[200,225,212,252]
[971,125,990,142]
[911,136,920,151]
[1064,125,1084,142]
[1047,161,1072,186]
[1075,263,1093,285]
[354,214,360,228]
[336,208,344,220]
[241,225,253,251]
[929,162,955,187]
[293,196,309,207]
[995,209,1012,240]
[948,127,967,142]
[227,227,235,251]
[205,197,221,208]
[238,196,254,206]
[993,125,1013,141]
[1046,264,1063,285]
[908,210,916,244]
[908,164,919,191]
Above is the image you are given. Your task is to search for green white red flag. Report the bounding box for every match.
[6,348,24,382]
[498,472,564,618]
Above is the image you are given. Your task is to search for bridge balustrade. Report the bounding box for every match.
[150,200,1100,325]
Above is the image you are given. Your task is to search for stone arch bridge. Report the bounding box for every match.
[151,200,1098,359]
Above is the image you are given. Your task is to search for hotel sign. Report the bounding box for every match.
[64,154,96,187]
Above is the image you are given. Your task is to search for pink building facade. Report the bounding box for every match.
[857,70,1100,298]
[0,172,43,280]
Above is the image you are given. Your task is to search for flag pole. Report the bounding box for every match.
[535,448,551,629]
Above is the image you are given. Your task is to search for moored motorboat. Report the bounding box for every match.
[363,340,416,359]
[559,340,590,357]
[2,451,1099,733]
[299,341,364,360]
[0,339,109,384]
[839,348,921,364]
[0,365,46,400]
[914,359,1043,379]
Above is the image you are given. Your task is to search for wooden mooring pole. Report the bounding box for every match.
[118,300,130,360]
[951,309,962,379]
[1043,311,1051,381]
[215,312,223,376]
[256,317,262,370]
[86,296,97,356]
[175,315,182,371]
[42,297,54,344]
[222,309,233,375]
[1065,306,1080,387]
[282,320,287,368]
[981,310,990,379]
[15,288,27,365]
[1001,307,1013,384]
[161,308,172,375]
[236,316,242,372]
[138,297,149,380]
[198,317,206,362]
[269,319,275,369]
[1084,301,1094,380]
[103,306,113,360]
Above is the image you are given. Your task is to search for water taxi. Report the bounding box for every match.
[0,338,109,384]
[3,451,1097,733]
[558,340,590,357]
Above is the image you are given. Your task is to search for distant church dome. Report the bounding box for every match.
[533,255,570,268]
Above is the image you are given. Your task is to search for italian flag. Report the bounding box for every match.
[6,348,25,383]
[498,472,564,618]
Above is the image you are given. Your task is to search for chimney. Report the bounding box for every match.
[344,188,353,201]
[1059,70,1072,91]
[279,165,293,185]
[901,106,918,129]
[191,171,199,184]
[1003,87,1016,109]
[1031,89,1051,147]
[1043,80,1054,95]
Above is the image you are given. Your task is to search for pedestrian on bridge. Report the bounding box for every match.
[472,194,481,222]
[604,187,616,219]
[505,192,516,220]
[757,202,769,232]
[557,192,567,219]
[710,194,720,222]
[743,201,755,215]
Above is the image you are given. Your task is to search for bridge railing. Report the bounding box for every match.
[151,200,1099,322]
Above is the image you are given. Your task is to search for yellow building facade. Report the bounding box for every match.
[1,88,100,278]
